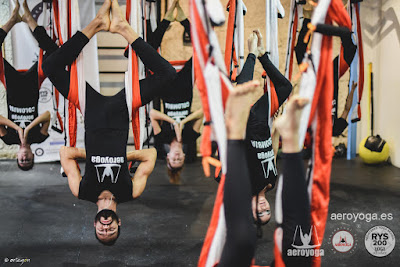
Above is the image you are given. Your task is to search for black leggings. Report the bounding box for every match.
[1,26,58,87]
[147,19,193,102]
[278,153,311,267]
[147,18,191,50]
[294,18,311,65]
[42,31,176,106]
[237,53,293,122]
[219,140,257,267]
[220,142,311,266]
[294,20,356,66]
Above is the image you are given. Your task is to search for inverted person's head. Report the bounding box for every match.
[167,141,186,169]
[94,209,121,246]
[17,145,34,171]
[252,193,271,225]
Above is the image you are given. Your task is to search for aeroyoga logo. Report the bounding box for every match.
[251,137,277,179]
[164,102,190,122]
[287,225,324,257]
[9,105,35,128]
[91,156,124,183]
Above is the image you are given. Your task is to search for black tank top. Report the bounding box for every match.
[162,100,192,123]
[5,63,39,129]
[78,85,133,204]
[245,109,277,195]
[161,58,193,123]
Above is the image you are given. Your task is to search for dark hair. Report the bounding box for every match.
[17,158,34,171]
[95,225,121,246]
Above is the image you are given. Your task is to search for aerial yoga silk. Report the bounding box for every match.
[264,0,284,125]
[191,0,234,266]
[52,0,90,148]
[125,0,149,150]
[284,0,304,80]
[224,0,246,81]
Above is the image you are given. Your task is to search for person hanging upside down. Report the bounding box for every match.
[148,0,202,184]
[42,0,176,246]
[217,80,311,267]
[0,0,57,171]
[235,30,293,226]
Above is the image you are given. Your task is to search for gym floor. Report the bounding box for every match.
[0,157,399,267]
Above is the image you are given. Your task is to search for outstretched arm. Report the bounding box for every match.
[127,148,157,199]
[24,111,51,140]
[60,146,85,198]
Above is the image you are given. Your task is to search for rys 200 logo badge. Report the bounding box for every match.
[365,225,396,257]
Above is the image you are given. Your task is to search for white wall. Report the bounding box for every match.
[359,0,400,168]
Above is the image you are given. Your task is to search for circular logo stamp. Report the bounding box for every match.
[365,226,396,257]
[332,230,355,253]
[35,148,44,157]
[39,87,52,103]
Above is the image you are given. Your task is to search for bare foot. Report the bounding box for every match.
[11,0,22,24]
[110,0,128,34]
[225,80,261,139]
[175,2,187,22]
[96,0,111,32]
[164,0,178,22]
[254,29,265,57]
[272,96,309,153]
[248,32,258,56]
[21,0,36,25]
